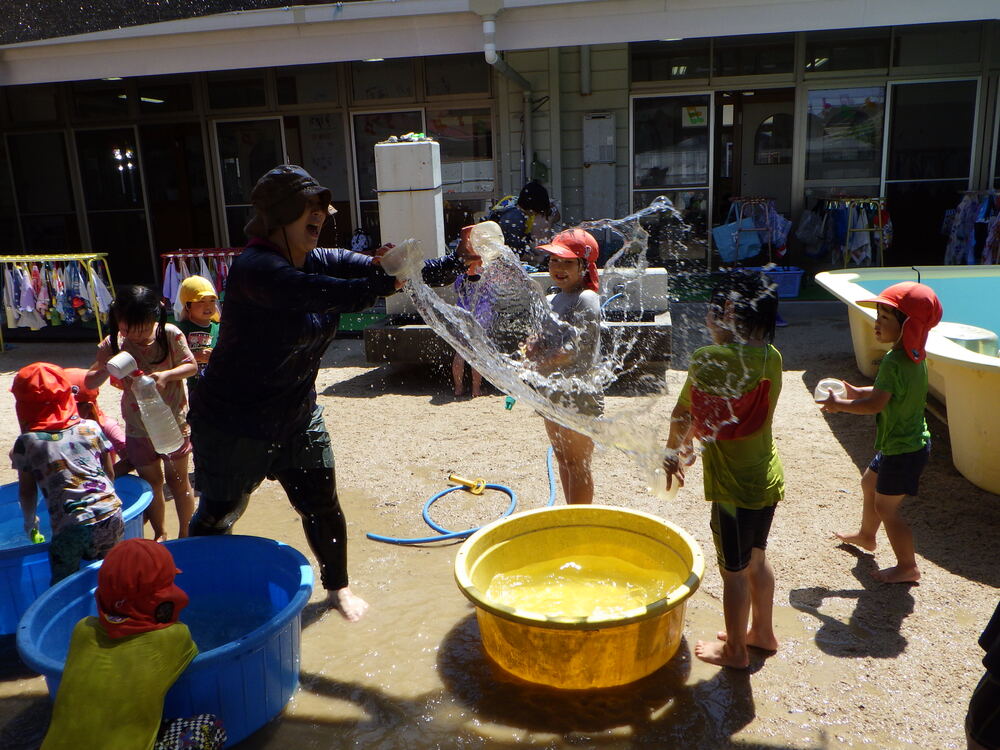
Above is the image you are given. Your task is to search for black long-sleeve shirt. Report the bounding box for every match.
[190,239,463,440]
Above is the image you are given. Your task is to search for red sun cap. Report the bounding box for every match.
[859,281,943,363]
[96,539,189,639]
[63,367,106,424]
[10,362,80,432]
[536,228,600,293]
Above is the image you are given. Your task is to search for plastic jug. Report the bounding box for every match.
[132,375,185,456]
[106,352,184,456]
[469,221,506,265]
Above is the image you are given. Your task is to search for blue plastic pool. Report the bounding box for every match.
[0,475,152,634]
[855,275,1000,340]
[16,535,313,748]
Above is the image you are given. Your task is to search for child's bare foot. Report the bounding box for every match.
[873,565,920,583]
[695,638,749,668]
[471,390,483,398]
[834,531,876,552]
[716,629,779,652]
[325,587,369,621]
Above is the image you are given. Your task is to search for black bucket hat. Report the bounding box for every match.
[244,165,333,239]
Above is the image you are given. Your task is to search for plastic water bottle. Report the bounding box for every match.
[132,375,184,455]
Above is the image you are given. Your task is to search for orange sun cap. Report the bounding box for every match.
[63,367,105,423]
[10,362,80,432]
[95,539,189,639]
[536,228,600,293]
[859,281,943,363]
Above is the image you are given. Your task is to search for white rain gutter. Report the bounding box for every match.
[482,14,533,184]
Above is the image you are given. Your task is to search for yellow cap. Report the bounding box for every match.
[177,276,220,321]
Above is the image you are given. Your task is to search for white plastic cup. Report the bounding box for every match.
[106,351,138,379]
[378,238,423,280]
[647,466,681,502]
[814,377,847,402]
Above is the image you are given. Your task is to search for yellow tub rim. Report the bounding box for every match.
[454,504,705,631]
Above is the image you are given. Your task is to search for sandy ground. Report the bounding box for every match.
[0,300,997,750]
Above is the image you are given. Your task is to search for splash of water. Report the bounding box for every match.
[401,197,692,498]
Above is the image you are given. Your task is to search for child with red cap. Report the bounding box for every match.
[63,366,132,477]
[10,362,123,584]
[820,281,943,583]
[526,228,604,504]
[41,538,224,749]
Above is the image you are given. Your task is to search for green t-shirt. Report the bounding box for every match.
[872,348,930,455]
[42,618,197,750]
[177,318,219,380]
[679,343,784,509]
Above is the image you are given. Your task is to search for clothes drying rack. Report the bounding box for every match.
[0,252,113,351]
[160,248,242,302]
[824,196,888,267]
[728,197,775,264]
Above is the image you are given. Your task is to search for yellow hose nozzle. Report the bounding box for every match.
[448,473,486,495]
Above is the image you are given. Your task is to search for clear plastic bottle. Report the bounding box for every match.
[132,375,184,455]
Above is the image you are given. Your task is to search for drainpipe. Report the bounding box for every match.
[482,14,533,184]
[580,45,591,96]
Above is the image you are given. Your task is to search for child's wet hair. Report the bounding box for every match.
[108,285,169,364]
[709,270,779,343]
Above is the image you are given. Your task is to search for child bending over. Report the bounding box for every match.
[10,363,123,584]
[64,367,132,477]
[86,285,197,541]
[41,538,225,750]
[821,282,942,584]
[664,271,783,668]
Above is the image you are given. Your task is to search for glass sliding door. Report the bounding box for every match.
[75,127,154,282]
[214,118,285,246]
[7,131,81,252]
[803,85,886,210]
[884,79,978,264]
[140,122,215,255]
[632,93,711,265]
[351,110,423,246]
[283,112,351,249]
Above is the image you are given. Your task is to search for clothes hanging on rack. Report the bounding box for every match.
[943,192,998,265]
[160,249,242,303]
[796,198,891,266]
[715,198,792,263]
[0,254,115,347]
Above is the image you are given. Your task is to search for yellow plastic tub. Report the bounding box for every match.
[454,505,704,689]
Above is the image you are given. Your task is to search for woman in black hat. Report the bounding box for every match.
[187,165,475,621]
[485,180,551,262]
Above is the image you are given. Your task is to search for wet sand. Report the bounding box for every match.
[0,300,996,749]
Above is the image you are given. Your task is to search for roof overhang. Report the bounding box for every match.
[1,0,998,86]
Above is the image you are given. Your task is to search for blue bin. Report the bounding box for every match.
[16,535,313,748]
[0,475,152,635]
[745,265,805,298]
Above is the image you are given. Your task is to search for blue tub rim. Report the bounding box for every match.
[0,474,153,562]
[17,535,314,678]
